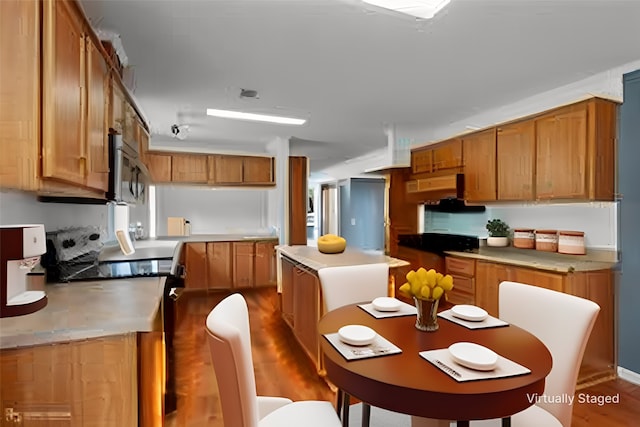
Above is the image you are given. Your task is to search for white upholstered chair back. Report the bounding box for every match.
[318,263,390,312]
[498,281,600,427]
[206,293,260,427]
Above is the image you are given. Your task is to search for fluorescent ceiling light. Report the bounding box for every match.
[363,0,451,20]
[206,108,306,125]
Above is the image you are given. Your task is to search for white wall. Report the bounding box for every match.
[154,185,275,235]
[0,189,108,233]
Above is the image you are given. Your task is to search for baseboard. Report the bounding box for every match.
[617,366,640,385]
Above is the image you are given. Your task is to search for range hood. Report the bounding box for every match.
[424,197,486,213]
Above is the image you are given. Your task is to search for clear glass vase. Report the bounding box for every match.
[414,297,439,332]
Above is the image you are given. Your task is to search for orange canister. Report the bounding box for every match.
[535,230,558,252]
[558,231,586,255]
[513,228,535,249]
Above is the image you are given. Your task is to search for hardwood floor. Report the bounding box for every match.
[165,287,640,427]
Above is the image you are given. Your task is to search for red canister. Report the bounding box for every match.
[513,229,535,249]
[558,231,586,255]
[535,230,558,252]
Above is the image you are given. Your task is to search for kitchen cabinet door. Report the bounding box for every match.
[280,257,295,327]
[565,269,615,385]
[41,0,86,185]
[243,156,274,184]
[171,153,208,183]
[254,241,277,286]
[497,120,535,200]
[184,243,208,289]
[145,153,172,183]
[463,128,497,202]
[432,138,463,172]
[207,242,233,289]
[233,242,255,288]
[0,0,40,191]
[445,256,475,305]
[84,36,109,192]
[536,104,588,199]
[110,77,126,134]
[293,266,321,369]
[211,155,244,184]
[411,148,432,174]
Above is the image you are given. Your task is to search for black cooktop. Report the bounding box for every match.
[398,233,479,253]
[55,258,174,282]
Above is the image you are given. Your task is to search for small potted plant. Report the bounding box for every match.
[486,219,510,247]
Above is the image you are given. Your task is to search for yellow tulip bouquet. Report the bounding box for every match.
[398,267,454,301]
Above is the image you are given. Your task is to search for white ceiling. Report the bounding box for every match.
[79,0,640,175]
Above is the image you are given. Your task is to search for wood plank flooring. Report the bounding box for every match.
[165,287,640,427]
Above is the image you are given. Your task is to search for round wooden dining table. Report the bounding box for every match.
[318,303,552,426]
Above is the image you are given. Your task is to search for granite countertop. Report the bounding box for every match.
[0,278,165,350]
[444,246,618,273]
[277,245,409,271]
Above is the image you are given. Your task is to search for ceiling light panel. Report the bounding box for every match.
[206,108,307,125]
[363,0,451,19]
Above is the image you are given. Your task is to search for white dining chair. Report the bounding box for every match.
[318,262,390,427]
[469,281,600,427]
[205,293,341,427]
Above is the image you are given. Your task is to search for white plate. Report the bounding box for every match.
[451,305,489,322]
[448,342,498,371]
[338,325,377,346]
[371,297,403,312]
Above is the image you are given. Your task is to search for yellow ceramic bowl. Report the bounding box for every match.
[317,234,346,254]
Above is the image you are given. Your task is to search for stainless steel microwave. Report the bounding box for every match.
[107,134,150,205]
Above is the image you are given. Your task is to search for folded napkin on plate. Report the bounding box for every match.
[438,309,508,329]
[358,301,417,319]
[419,348,531,382]
[324,332,402,361]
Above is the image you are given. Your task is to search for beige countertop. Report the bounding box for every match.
[277,245,409,271]
[0,277,165,350]
[444,246,618,273]
[157,234,278,243]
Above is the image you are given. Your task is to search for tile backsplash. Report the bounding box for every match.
[423,201,618,250]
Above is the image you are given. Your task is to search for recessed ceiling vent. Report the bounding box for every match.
[240,88,259,99]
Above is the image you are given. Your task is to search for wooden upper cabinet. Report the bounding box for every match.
[497,120,535,200]
[110,77,125,133]
[535,99,617,201]
[122,102,137,150]
[432,138,463,172]
[210,155,244,184]
[84,36,109,192]
[411,149,432,174]
[463,128,497,202]
[171,153,208,183]
[41,0,86,185]
[243,156,274,184]
[145,153,172,183]
[536,104,588,200]
[0,0,40,191]
[410,139,462,175]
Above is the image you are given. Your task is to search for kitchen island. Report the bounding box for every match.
[0,278,165,426]
[276,245,409,373]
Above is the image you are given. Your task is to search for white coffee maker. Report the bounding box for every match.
[1,224,48,318]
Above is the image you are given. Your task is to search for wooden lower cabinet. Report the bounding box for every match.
[445,256,475,305]
[207,242,233,289]
[184,242,208,289]
[474,260,614,386]
[183,240,277,291]
[0,334,139,426]
[293,266,322,369]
